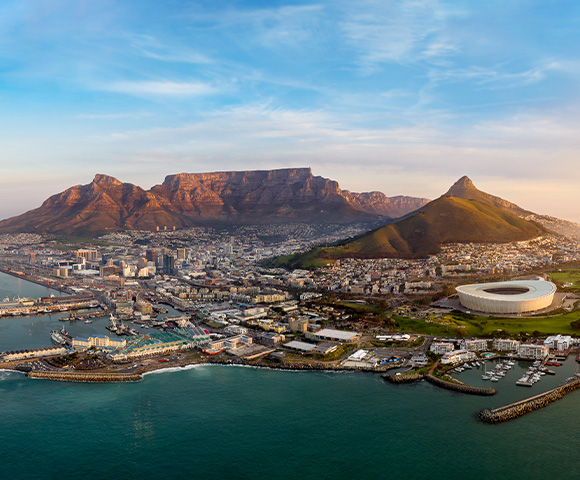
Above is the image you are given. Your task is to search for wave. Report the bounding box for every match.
[142,364,207,377]
[141,362,358,378]
[0,369,26,380]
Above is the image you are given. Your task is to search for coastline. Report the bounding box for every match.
[0,354,398,383]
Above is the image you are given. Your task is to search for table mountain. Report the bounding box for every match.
[0,168,429,235]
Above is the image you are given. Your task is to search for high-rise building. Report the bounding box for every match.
[145,249,158,262]
[163,254,176,275]
[76,249,98,262]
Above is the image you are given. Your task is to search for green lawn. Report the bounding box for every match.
[550,269,580,291]
[392,311,580,337]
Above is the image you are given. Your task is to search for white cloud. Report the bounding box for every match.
[103,80,218,97]
[340,0,463,70]
[129,34,213,64]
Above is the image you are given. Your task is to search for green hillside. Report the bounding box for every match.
[270,196,546,268]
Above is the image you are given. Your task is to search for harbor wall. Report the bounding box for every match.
[480,378,580,423]
[383,373,425,384]
[27,371,142,383]
[426,374,496,396]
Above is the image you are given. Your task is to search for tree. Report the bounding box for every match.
[570,319,580,330]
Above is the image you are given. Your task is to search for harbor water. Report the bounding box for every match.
[1,272,580,479]
[0,271,181,352]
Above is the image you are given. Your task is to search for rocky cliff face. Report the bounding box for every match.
[0,168,429,234]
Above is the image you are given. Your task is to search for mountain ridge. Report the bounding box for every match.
[0,168,429,235]
[270,177,548,267]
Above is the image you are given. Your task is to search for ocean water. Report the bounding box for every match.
[1,273,580,479]
[1,365,580,480]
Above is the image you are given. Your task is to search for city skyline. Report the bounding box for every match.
[2,1,580,221]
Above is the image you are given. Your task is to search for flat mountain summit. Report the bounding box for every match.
[271,177,548,267]
[0,168,429,235]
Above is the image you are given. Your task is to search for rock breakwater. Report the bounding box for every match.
[383,372,425,383]
[426,374,496,396]
[27,371,142,383]
[480,378,580,423]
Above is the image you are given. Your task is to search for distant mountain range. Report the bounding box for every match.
[0,168,429,235]
[269,177,551,267]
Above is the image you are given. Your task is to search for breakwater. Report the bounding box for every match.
[27,371,142,383]
[426,374,496,396]
[383,372,425,383]
[480,377,580,423]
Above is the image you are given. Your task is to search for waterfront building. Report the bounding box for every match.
[2,346,68,362]
[305,328,361,343]
[343,349,378,368]
[223,334,253,350]
[517,343,549,359]
[53,267,69,277]
[461,339,489,352]
[72,335,127,350]
[313,342,339,355]
[283,340,316,353]
[184,326,211,343]
[430,342,454,355]
[411,353,428,366]
[440,349,477,365]
[110,331,192,361]
[544,335,572,351]
[492,339,520,352]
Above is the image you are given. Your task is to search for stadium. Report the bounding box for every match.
[456,280,557,314]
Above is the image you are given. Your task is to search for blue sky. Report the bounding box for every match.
[2,0,580,221]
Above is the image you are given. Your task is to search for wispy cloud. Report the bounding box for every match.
[102,80,218,97]
[128,34,213,64]
[427,63,555,89]
[340,0,464,70]
[188,4,325,47]
[75,112,153,120]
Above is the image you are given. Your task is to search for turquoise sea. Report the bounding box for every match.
[1,272,580,479]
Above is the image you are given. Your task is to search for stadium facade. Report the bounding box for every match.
[456,280,557,314]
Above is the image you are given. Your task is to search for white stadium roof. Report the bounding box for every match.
[456,280,557,314]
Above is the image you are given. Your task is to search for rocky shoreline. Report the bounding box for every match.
[3,356,398,383]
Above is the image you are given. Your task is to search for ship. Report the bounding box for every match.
[50,325,71,345]
[106,314,118,333]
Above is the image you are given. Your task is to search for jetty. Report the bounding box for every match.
[480,377,580,423]
[426,374,496,396]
